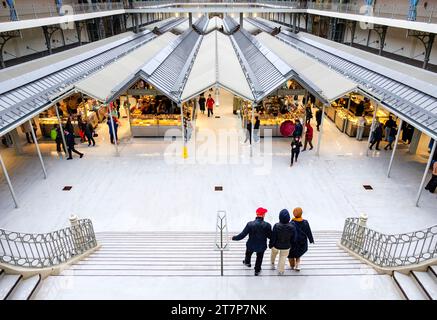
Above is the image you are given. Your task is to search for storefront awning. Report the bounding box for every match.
[74,32,177,103]
[255,32,358,102]
[181,30,254,102]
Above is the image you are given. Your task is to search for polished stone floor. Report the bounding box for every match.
[0,90,436,235]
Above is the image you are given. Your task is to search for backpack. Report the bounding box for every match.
[50,128,58,141]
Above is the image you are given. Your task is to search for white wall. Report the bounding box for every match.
[344,23,437,65]
[3,25,89,62]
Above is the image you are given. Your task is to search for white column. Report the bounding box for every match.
[366,104,378,157]
[315,104,326,156]
[54,103,68,157]
[387,119,403,178]
[415,141,436,207]
[107,104,119,155]
[0,150,19,208]
[29,120,47,179]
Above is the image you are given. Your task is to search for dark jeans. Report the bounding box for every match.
[56,139,66,153]
[26,132,34,144]
[86,134,95,146]
[208,108,213,117]
[109,131,118,144]
[245,249,265,273]
[291,150,300,164]
[303,138,313,150]
[68,146,83,158]
[369,139,381,150]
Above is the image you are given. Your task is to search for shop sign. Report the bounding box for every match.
[127,89,161,96]
[276,89,306,96]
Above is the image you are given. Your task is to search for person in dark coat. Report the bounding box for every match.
[425,161,437,193]
[198,94,206,114]
[288,207,314,271]
[293,119,303,138]
[290,136,302,166]
[384,126,397,151]
[315,108,322,131]
[269,209,297,275]
[84,120,96,147]
[65,130,83,160]
[65,117,74,135]
[55,125,66,153]
[369,121,383,150]
[305,105,313,124]
[232,207,272,276]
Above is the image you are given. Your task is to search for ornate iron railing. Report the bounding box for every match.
[0,219,97,268]
[341,218,437,268]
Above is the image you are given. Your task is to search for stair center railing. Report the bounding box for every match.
[341,217,437,268]
[215,210,229,276]
[0,218,97,269]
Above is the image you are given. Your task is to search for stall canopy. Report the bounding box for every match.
[74,32,177,103]
[256,32,358,102]
[181,30,254,102]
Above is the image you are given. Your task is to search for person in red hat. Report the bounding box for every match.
[232,207,272,276]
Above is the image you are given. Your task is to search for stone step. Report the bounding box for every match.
[429,266,437,278]
[5,275,41,300]
[0,273,22,300]
[393,272,429,300]
[411,271,437,300]
[69,263,375,270]
[60,268,379,277]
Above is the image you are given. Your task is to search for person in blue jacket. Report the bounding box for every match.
[232,207,272,276]
[288,207,314,271]
[269,209,297,275]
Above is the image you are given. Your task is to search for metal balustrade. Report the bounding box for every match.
[0,219,97,268]
[1,1,435,24]
[341,217,437,268]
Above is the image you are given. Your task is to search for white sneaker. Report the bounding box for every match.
[294,265,301,271]
[278,271,285,276]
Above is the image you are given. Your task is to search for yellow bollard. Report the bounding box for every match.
[183,146,188,159]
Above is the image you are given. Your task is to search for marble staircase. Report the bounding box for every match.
[0,269,42,300]
[393,267,437,300]
[62,231,379,277]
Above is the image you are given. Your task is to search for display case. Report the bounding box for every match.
[325,105,337,122]
[129,114,182,137]
[335,109,348,132]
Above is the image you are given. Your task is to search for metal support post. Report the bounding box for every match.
[29,120,47,179]
[387,119,403,178]
[250,101,255,157]
[0,151,19,208]
[315,104,326,156]
[240,12,243,28]
[415,141,436,207]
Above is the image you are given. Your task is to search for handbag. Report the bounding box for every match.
[93,133,99,137]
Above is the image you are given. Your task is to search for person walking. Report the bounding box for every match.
[54,124,66,153]
[425,161,437,193]
[305,105,313,124]
[384,116,396,141]
[21,121,34,144]
[254,116,260,142]
[269,209,297,276]
[244,119,252,144]
[290,137,302,166]
[369,121,383,151]
[293,119,303,138]
[198,94,206,115]
[288,207,314,271]
[315,108,322,131]
[65,117,74,135]
[356,115,366,141]
[384,126,398,151]
[302,123,314,151]
[107,117,119,144]
[84,120,96,147]
[232,207,272,276]
[206,94,215,118]
[65,130,83,160]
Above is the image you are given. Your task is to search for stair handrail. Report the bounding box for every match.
[0,219,97,269]
[341,217,437,268]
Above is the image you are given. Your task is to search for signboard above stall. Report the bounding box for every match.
[269,89,307,97]
[127,89,161,96]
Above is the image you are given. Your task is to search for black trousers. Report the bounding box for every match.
[68,146,83,158]
[56,139,66,153]
[291,150,300,164]
[245,249,265,273]
[425,175,437,193]
[86,133,95,146]
[26,132,34,143]
[208,108,213,117]
[370,139,381,150]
